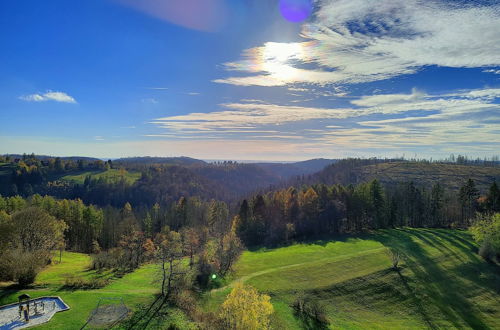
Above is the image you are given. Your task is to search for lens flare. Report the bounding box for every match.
[279,0,312,23]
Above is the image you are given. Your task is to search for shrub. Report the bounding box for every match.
[0,250,45,286]
[64,275,109,289]
[470,213,500,262]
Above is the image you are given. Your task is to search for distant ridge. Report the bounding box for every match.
[113,156,207,166]
[2,154,102,162]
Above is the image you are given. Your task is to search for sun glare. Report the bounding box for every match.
[260,42,304,81]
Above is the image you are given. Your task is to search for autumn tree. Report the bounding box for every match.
[215,224,243,276]
[155,228,185,299]
[181,227,200,269]
[218,283,274,330]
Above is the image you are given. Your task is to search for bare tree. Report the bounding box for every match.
[386,248,402,270]
[155,228,185,299]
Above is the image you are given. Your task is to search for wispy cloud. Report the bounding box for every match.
[214,0,500,87]
[141,98,159,104]
[483,69,500,75]
[145,87,169,90]
[19,91,77,103]
[149,87,500,156]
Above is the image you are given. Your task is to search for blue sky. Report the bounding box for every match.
[1,0,499,161]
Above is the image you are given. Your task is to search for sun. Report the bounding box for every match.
[260,42,304,81]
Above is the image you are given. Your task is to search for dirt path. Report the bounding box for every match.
[210,247,386,294]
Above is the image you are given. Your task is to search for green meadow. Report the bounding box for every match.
[203,228,500,329]
[59,169,141,185]
[1,228,498,329]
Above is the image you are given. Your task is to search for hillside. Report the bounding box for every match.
[313,161,500,192]
[255,158,338,180]
[203,228,500,329]
[1,229,497,329]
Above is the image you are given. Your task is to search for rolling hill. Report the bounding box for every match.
[203,228,500,329]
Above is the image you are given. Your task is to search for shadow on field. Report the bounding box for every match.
[0,284,20,304]
[372,228,495,329]
[119,294,167,330]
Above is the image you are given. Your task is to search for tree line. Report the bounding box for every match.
[235,179,500,247]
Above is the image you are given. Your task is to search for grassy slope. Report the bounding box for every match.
[59,169,141,185]
[1,230,498,329]
[358,163,500,191]
[203,229,500,329]
[0,252,180,329]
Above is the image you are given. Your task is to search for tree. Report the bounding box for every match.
[218,283,274,330]
[470,213,500,261]
[7,207,67,285]
[181,227,200,269]
[430,183,444,227]
[215,226,243,276]
[12,207,67,254]
[386,248,402,270]
[459,179,479,224]
[486,181,500,213]
[155,228,185,299]
[370,180,386,228]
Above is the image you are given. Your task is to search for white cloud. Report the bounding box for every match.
[483,69,500,75]
[19,91,77,103]
[215,0,500,86]
[351,88,426,107]
[148,87,500,156]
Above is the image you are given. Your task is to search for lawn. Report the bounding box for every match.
[0,252,164,329]
[203,228,500,329]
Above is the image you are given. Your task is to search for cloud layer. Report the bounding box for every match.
[150,87,500,156]
[20,91,77,103]
[215,0,500,86]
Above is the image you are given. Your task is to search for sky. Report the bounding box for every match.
[1,0,499,161]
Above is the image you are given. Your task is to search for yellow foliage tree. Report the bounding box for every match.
[219,282,274,330]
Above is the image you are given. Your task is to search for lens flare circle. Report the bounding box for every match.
[279,0,312,23]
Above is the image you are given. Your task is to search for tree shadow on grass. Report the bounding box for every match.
[0,284,20,304]
[372,229,493,329]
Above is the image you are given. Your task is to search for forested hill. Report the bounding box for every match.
[307,159,500,192]
[113,156,206,167]
[254,158,337,179]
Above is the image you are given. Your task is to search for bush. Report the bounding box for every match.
[470,213,500,262]
[0,250,45,286]
[64,275,109,289]
[91,248,125,270]
[17,265,38,286]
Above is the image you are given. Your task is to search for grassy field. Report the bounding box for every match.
[1,229,498,329]
[59,169,141,185]
[203,228,500,329]
[0,252,195,329]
